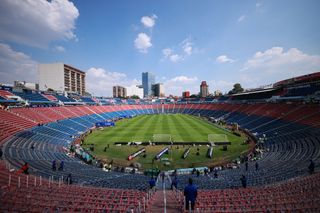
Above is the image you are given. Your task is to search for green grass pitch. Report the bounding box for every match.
[83,114,249,170]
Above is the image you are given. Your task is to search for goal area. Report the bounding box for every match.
[153,134,172,142]
[208,134,228,143]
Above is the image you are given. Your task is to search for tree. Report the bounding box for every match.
[228,83,244,94]
[130,95,140,99]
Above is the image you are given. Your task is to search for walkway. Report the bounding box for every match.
[146,174,182,213]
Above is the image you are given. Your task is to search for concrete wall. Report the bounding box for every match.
[38,63,64,92]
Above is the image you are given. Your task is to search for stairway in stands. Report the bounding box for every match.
[147,175,182,213]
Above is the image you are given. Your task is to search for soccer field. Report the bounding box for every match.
[83,114,249,170]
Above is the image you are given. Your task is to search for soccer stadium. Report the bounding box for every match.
[1,1,320,212]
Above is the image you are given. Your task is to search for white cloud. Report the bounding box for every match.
[162,48,173,58]
[0,43,37,84]
[86,67,140,96]
[141,14,157,28]
[134,33,152,53]
[0,0,79,48]
[162,38,194,62]
[164,76,198,95]
[162,48,183,63]
[182,39,193,55]
[238,15,245,22]
[216,55,235,63]
[169,54,183,63]
[240,47,320,87]
[53,45,65,52]
[256,2,262,8]
[169,76,198,83]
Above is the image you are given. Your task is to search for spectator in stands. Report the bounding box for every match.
[240,175,247,188]
[255,162,259,171]
[149,178,156,189]
[66,173,73,185]
[171,176,178,190]
[214,170,218,178]
[52,160,56,171]
[196,170,200,177]
[184,178,197,211]
[0,147,3,160]
[19,162,29,175]
[192,168,196,175]
[204,168,208,176]
[58,161,64,171]
[161,172,165,182]
[308,159,315,174]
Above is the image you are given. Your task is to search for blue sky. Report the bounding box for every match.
[0,0,320,96]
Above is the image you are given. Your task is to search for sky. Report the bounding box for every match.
[0,0,320,97]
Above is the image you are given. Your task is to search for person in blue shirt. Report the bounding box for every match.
[149,178,156,189]
[184,178,197,210]
[52,160,56,171]
[58,161,64,171]
[171,176,178,190]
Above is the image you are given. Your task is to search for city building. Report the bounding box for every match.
[113,86,127,98]
[182,91,190,98]
[142,72,155,98]
[38,63,86,95]
[200,81,209,97]
[152,83,165,97]
[14,81,39,90]
[214,90,222,96]
[126,85,143,98]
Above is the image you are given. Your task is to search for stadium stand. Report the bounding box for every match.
[53,94,76,103]
[0,90,15,99]
[12,91,52,103]
[0,100,319,211]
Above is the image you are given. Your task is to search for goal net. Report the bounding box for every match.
[153,134,172,142]
[208,134,228,143]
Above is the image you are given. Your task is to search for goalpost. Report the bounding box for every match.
[153,134,172,142]
[208,134,229,143]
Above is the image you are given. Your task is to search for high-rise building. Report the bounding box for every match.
[126,85,143,98]
[142,72,155,98]
[152,83,165,97]
[200,81,209,97]
[214,90,222,96]
[38,63,86,95]
[113,86,127,98]
[182,91,190,98]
